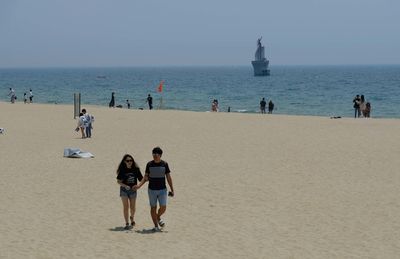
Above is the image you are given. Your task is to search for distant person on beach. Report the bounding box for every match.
[268,100,274,114]
[360,95,366,117]
[260,98,266,114]
[353,94,361,118]
[126,99,131,109]
[82,108,94,138]
[211,99,219,112]
[29,89,33,103]
[365,102,371,118]
[135,147,174,232]
[24,93,27,104]
[8,88,16,103]
[75,112,86,138]
[116,154,143,230]
[109,92,115,108]
[147,94,153,110]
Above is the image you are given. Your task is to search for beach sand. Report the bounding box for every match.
[1,101,400,258]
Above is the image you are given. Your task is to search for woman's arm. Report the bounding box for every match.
[133,175,148,190]
[117,179,130,189]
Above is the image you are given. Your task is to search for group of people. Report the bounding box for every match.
[109,92,154,110]
[353,94,371,118]
[116,147,174,232]
[210,98,275,114]
[75,108,95,138]
[260,98,274,114]
[7,88,33,104]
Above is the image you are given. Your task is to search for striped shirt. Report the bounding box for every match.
[145,160,170,190]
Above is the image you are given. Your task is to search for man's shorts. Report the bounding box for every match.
[120,187,137,199]
[148,188,167,207]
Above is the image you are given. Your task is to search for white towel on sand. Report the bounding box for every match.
[63,148,94,158]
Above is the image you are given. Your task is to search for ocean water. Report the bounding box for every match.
[1,65,400,118]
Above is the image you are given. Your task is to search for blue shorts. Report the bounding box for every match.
[148,188,167,207]
[120,187,137,199]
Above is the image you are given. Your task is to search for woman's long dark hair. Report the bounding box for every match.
[116,154,139,175]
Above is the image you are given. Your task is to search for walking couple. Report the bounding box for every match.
[75,108,94,138]
[116,147,174,232]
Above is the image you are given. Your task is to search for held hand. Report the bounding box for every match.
[168,191,174,197]
[131,185,138,191]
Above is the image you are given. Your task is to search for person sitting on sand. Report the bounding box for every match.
[116,154,143,230]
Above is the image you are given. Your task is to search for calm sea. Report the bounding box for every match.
[1,65,399,118]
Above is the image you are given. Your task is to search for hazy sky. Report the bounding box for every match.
[0,0,399,67]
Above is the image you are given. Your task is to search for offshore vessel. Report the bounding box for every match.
[251,37,270,76]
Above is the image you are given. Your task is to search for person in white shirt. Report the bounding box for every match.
[8,88,16,103]
[82,108,94,138]
[29,89,33,103]
[75,112,86,139]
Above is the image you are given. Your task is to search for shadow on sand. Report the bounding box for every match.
[109,226,132,232]
[135,228,168,234]
[108,226,167,234]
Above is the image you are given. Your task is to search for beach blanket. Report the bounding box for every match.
[63,148,94,158]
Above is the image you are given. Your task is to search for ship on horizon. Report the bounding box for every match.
[251,37,270,76]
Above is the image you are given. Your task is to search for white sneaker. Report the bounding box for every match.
[158,219,166,228]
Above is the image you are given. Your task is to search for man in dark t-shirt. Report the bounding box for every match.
[260,98,266,114]
[136,147,174,231]
[147,94,153,110]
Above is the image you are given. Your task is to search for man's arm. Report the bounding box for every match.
[166,173,174,196]
[133,174,148,190]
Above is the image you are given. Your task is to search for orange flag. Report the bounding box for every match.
[157,80,164,92]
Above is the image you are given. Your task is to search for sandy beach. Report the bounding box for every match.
[1,101,400,259]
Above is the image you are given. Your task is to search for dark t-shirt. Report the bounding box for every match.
[260,100,266,108]
[145,160,171,190]
[117,167,143,187]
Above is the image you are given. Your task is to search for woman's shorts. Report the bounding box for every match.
[120,187,137,199]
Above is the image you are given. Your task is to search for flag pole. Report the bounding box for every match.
[157,80,164,110]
